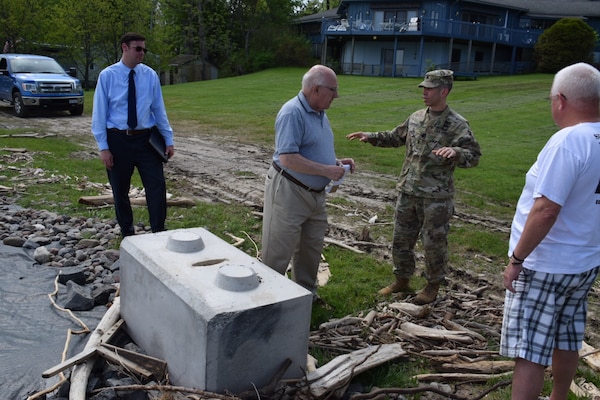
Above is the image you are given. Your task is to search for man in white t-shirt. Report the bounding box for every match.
[500,62,600,400]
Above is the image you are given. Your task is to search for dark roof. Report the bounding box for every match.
[335,0,600,18]
[168,54,201,66]
[297,8,340,23]
[463,0,600,17]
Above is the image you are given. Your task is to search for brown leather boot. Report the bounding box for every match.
[378,277,411,295]
[413,282,440,305]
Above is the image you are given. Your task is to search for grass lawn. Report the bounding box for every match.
[157,68,555,215]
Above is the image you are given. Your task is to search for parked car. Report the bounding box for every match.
[0,54,84,117]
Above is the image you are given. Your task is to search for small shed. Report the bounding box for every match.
[165,55,218,85]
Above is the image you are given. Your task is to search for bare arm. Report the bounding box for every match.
[279,153,347,181]
[504,195,561,292]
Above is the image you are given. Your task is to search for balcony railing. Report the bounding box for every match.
[323,17,541,48]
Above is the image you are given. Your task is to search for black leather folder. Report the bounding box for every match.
[148,127,168,163]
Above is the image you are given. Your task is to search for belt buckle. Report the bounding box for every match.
[125,129,134,136]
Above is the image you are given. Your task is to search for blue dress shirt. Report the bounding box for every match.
[92,60,174,151]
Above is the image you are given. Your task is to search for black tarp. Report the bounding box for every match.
[0,243,104,399]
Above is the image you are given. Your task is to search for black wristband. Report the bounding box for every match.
[511,253,525,263]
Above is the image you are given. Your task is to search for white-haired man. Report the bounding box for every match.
[501,62,600,400]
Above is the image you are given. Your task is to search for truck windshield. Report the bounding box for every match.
[10,58,66,74]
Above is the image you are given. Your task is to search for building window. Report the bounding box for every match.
[519,17,554,30]
[384,10,407,23]
[462,11,494,25]
[374,8,418,26]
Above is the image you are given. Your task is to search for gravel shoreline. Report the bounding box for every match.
[0,198,166,399]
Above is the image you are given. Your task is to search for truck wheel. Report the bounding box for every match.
[13,92,28,117]
[70,104,84,116]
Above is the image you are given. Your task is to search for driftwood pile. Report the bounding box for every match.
[29,274,600,400]
[305,287,513,399]
[305,285,600,400]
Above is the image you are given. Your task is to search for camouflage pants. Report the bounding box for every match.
[391,192,454,284]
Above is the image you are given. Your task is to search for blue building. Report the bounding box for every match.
[297,0,600,77]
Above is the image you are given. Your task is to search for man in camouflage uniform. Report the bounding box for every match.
[347,70,481,304]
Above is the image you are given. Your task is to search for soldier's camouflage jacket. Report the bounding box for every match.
[365,106,481,199]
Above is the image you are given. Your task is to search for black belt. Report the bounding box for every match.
[272,162,324,193]
[108,128,151,135]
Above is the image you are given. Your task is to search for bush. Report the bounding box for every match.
[534,18,598,73]
[273,33,315,67]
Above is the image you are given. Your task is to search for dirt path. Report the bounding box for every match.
[2,107,599,352]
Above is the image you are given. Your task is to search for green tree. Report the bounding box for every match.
[228,0,296,73]
[534,17,598,73]
[0,0,319,82]
[163,0,302,76]
[0,0,46,53]
[160,0,233,78]
[45,0,154,89]
[298,0,341,17]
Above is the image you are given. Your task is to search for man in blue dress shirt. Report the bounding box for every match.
[92,32,175,237]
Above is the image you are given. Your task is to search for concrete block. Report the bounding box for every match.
[120,228,312,393]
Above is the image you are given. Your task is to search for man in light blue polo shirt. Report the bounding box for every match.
[261,65,355,299]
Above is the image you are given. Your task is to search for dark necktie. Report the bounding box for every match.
[127,69,137,129]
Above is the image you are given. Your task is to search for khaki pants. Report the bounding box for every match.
[261,166,328,294]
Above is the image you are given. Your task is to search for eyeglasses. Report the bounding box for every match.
[129,45,148,54]
[321,85,338,93]
[547,93,567,101]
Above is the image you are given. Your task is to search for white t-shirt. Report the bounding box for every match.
[509,122,600,273]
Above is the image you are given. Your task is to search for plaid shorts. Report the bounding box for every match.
[500,266,599,366]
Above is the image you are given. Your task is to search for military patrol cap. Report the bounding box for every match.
[418,69,454,88]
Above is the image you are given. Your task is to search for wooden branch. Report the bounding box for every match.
[350,379,512,400]
[399,322,474,344]
[307,343,406,398]
[78,195,195,207]
[319,316,366,330]
[350,240,389,248]
[363,310,378,327]
[96,345,155,380]
[570,379,600,399]
[225,232,245,247]
[97,343,167,381]
[435,360,514,374]
[413,371,513,382]
[580,342,600,373]
[0,133,56,138]
[92,384,240,399]
[388,302,431,318]
[324,237,365,253]
[349,385,470,400]
[442,319,487,342]
[42,319,125,379]
[420,349,498,357]
[70,297,122,400]
[42,347,98,378]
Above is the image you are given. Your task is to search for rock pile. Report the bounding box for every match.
[0,203,127,311]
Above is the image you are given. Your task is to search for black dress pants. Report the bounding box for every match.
[106,130,166,235]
